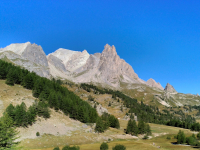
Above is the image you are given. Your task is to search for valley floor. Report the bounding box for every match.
[18,122,199,150]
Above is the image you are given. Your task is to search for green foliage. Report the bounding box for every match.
[53,146,60,150]
[5,101,50,127]
[0,60,98,124]
[6,69,15,85]
[100,112,120,132]
[197,132,200,140]
[126,119,138,136]
[177,130,186,144]
[80,83,198,131]
[100,142,109,150]
[112,144,126,150]
[108,101,111,106]
[0,113,19,149]
[126,119,151,136]
[186,136,197,146]
[143,134,149,140]
[166,136,171,140]
[109,115,120,129]
[62,145,80,150]
[95,117,105,133]
[36,132,40,136]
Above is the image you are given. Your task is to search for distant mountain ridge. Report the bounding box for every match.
[0,42,166,90]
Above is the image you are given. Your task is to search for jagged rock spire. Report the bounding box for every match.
[164,83,177,93]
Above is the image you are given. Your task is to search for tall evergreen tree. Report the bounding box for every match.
[6,69,15,86]
[177,130,186,144]
[0,113,19,149]
[95,117,104,133]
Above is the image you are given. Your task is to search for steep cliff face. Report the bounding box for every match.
[147,78,164,90]
[0,42,50,78]
[72,44,145,87]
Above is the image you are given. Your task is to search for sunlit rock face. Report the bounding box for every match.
[147,78,164,90]
[1,42,163,89]
[67,44,146,87]
[0,42,50,78]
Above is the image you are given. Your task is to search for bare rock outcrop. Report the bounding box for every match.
[73,44,146,87]
[164,83,177,93]
[147,78,164,90]
[47,54,68,73]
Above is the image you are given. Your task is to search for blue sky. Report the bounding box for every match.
[0,0,200,94]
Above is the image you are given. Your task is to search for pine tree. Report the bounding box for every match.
[14,103,28,127]
[6,69,15,86]
[5,104,16,120]
[23,73,35,89]
[33,78,45,98]
[138,120,146,134]
[145,124,152,135]
[126,119,138,136]
[177,130,186,144]
[112,144,126,150]
[0,113,19,149]
[100,142,109,150]
[197,132,200,140]
[95,117,105,133]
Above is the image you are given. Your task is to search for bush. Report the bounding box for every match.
[186,136,197,146]
[36,132,40,136]
[143,134,149,140]
[53,147,60,150]
[112,144,126,150]
[166,136,171,140]
[62,145,80,150]
[100,142,109,150]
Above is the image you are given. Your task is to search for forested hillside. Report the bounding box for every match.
[0,59,98,124]
[80,83,200,131]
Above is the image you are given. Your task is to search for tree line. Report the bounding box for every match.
[175,130,200,146]
[126,119,151,136]
[79,83,199,132]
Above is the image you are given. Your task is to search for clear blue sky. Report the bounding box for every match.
[1,0,200,94]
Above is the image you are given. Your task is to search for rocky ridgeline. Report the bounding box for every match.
[1,42,165,90]
[146,78,164,90]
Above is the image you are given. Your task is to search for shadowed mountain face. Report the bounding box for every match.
[0,42,163,90]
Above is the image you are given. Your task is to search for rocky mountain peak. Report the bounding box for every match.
[82,49,88,54]
[164,83,177,93]
[1,42,31,55]
[146,78,164,90]
[102,44,117,56]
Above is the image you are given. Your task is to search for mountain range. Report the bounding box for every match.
[0,42,168,90]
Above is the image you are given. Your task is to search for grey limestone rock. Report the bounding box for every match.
[164,83,177,93]
[147,78,164,90]
[0,42,51,78]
